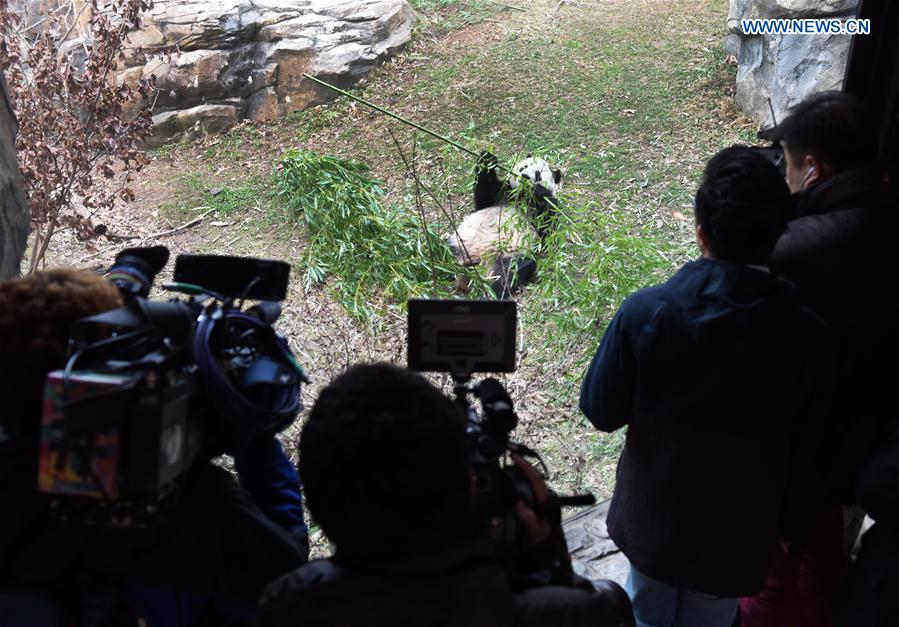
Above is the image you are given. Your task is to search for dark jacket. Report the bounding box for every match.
[580,259,833,597]
[259,541,633,627]
[837,412,899,626]
[0,436,306,626]
[770,164,899,501]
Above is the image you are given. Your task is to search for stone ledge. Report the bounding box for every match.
[563,499,630,587]
[120,0,416,145]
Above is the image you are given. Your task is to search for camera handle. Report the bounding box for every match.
[451,373,472,410]
[452,374,541,471]
[454,373,597,512]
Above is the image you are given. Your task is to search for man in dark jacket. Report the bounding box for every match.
[771,91,897,497]
[260,363,634,627]
[740,90,899,627]
[579,147,832,627]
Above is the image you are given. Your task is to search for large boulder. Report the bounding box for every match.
[124,0,416,144]
[727,0,859,129]
[146,104,242,149]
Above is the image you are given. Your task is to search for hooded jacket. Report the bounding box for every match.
[580,258,832,597]
[771,164,899,502]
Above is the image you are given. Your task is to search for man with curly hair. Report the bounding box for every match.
[0,269,124,438]
[261,362,635,627]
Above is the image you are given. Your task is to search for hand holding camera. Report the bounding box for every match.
[511,452,552,547]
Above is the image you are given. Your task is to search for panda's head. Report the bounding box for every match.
[507,155,562,199]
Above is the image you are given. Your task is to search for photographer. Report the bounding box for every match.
[259,363,633,627]
[580,146,835,627]
[0,269,308,626]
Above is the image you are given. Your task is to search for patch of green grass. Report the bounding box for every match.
[203,124,266,161]
[210,183,268,214]
[150,140,183,160]
[161,173,271,221]
[527,205,677,355]
[409,0,494,34]
[589,429,627,459]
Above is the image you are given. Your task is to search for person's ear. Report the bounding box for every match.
[802,154,830,188]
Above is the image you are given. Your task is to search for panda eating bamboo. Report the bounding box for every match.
[446,152,562,299]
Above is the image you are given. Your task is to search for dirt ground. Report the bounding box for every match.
[34,0,749,553]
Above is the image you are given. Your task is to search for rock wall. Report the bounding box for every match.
[122,0,416,146]
[726,0,859,129]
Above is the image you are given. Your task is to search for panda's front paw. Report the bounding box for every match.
[477,150,500,172]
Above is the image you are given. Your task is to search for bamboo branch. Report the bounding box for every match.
[388,128,440,290]
[76,208,216,265]
[304,73,488,163]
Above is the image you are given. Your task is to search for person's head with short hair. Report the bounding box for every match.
[0,269,123,436]
[299,363,470,562]
[772,91,877,192]
[694,146,790,265]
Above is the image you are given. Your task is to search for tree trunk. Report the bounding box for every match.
[0,71,28,280]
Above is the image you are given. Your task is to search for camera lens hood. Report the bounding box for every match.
[193,310,302,453]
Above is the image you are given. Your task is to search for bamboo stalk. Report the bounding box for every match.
[303,73,482,160]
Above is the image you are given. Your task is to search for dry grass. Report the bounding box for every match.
[44,0,756,553]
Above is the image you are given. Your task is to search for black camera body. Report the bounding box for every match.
[38,247,306,525]
[407,299,593,553]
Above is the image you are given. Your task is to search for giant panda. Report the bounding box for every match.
[446,152,562,298]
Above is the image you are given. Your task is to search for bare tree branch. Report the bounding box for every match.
[0,0,155,272]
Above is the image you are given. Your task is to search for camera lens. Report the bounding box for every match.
[106,246,170,300]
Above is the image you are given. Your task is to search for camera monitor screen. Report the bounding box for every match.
[407,299,516,376]
[174,255,290,301]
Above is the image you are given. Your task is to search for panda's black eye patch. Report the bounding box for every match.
[534,170,542,182]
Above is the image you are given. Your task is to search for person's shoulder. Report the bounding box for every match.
[773,207,868,267]
[514,578,634,627]
[617,261,703,320]
[617,281,670,320]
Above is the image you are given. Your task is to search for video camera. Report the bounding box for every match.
[407,299,594,553]
[38,246,307,525]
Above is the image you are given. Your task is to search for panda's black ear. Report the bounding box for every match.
[526,153,533,159]
[553,169,562,185]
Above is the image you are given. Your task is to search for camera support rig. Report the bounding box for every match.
[407,298,596,537]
